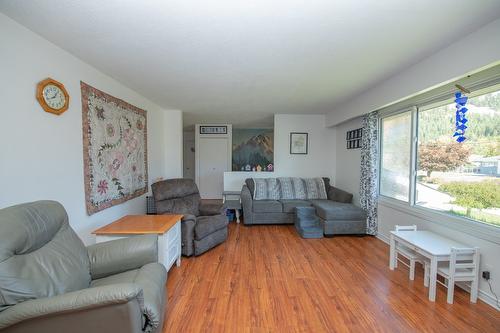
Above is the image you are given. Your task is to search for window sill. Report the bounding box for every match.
[378,196,500,245]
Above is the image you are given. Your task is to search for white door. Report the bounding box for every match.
[198,138,228,199]
[183,139,195,180]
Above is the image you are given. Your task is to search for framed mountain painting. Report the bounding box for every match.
[232,128,274,171]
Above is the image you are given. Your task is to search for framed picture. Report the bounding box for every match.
[232,128,274,171]
[346,128,362,150]
[290,132,308,154]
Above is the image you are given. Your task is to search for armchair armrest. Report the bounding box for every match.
[199,202,224,216]
[87,234,158,279]
[0,283,144,331]
[180,216,196,256]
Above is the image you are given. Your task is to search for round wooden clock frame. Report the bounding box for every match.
[36,78,70,115]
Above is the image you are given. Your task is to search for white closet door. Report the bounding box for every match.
[198,138,228,199]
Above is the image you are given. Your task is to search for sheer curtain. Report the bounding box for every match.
[359,111,379,235]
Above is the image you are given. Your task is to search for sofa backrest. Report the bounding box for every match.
[152,178,201,216]
[0,201,91,312]
[245,177,330,200]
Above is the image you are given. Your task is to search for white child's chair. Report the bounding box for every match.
[394,225,425,281]
[434,247,480,304]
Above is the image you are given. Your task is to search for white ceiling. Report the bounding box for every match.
[2,1,500,128]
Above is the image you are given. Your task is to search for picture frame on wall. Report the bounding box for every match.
[199,125,227,134]
[290,132,308,154]
[346,128,362,150]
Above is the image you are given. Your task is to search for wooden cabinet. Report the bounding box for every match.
[92,214,183,271]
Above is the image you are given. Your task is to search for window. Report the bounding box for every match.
[380,86,500,229]
[380,112,412,201]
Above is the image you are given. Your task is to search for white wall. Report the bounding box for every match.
[334,117,363,206]
[0,13,183,244]
[326,18,500,126]
[224,114,335,191]
[183,130,195,180]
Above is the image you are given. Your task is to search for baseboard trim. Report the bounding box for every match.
[455,281,500,311]
[375,232,500,311]
[375,232,389,244]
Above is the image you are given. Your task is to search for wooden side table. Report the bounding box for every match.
[92,214,183,271]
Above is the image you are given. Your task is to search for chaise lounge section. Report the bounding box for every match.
[241,177,367,236]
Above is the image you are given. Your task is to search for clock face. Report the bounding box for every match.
[42,84,66,110]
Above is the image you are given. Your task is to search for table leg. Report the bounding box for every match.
[389,234,396,270]
[424,262,429,287]
[235,209,240,224]
[428,257,438,302]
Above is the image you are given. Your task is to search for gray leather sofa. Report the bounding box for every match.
[241,177,367,235]
[0,201,167,333]
[152,178,229,256]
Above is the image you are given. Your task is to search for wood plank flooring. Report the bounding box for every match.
[163,223,499,332]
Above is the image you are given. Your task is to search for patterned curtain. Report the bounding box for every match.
[359,111,379,235]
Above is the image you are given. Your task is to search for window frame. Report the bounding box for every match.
[378,83,500,244]
[378,107,416,203]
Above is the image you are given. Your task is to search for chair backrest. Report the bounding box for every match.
[395,225,417,231]
[152,178,201,216]
[0,201,91,312]
[449,247,480,277]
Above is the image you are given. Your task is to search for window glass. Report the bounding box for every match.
[416,89,500,227]
[380,112,412,201]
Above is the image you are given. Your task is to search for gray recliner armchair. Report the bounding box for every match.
[152,178,228,257]
[0,201,167,333]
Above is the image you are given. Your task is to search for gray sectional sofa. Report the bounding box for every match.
[241,177,367,235]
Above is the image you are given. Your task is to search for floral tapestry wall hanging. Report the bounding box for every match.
[81,82,148,215]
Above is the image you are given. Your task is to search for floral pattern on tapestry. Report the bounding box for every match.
[81,82,148,215]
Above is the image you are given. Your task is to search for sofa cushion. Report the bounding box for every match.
[194,215,229,240]
[279,200,312,213]
[322,177,331,189]
[253,178,281,200]
[246,177,331,201]
[253,200,283,213]
[310,200,366,220]
[304,178,328,199]
[278,177,307,199]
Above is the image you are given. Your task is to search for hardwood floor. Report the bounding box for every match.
[164,223,499,332]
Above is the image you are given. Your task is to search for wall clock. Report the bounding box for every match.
[36,78,70,115]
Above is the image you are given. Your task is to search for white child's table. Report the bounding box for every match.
[389,230,476,302]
